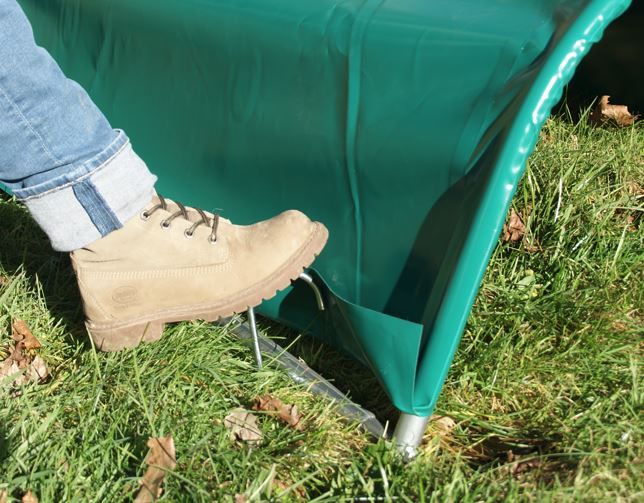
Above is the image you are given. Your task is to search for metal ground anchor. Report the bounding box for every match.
[240,273,385,438]
[246,306,263,369]
[245,272,326,369]
[298,272,325,311]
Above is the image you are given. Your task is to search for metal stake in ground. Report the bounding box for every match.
[246,307,263,369]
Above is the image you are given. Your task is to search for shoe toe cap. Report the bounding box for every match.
[243,209,328,269]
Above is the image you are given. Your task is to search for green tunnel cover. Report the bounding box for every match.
[18,0,630,415]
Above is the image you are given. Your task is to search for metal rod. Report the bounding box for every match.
[393,413,429,460]
[230,320,385,438]
[298,272,325,311]
[246,307,263,369]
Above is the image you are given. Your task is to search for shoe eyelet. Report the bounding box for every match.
[160,220,171,229]
[140,211,150,221]
[208,235,217,245]
[184,229,194,239]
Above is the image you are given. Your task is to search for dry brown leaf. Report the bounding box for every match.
[0,359,26,386]
[273,479,290,491]
[625,214,638,232]
[134,436,177,503]
[224,408,262,444]
[430,415,456,436]
[234,495,248,503]
[273,478,306,500]
[252,395,304,431]
[612,320,628,331]
[0,490,7,503]
[0,357,18,376]
[510,457,543,476]
[626,182,643,197]
[29,357,49,382]
[0,345,29,387]
[0,275,8,287]
[11,319,41,350]
[21,491,39,503]
[502,450,550,478]
[590,95,638,127]
[523,240,541,254]
[0,343,48,388]
[8,342,27,365]
[502,209,525,243]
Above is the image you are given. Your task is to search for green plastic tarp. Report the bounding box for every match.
[17,0,631,416]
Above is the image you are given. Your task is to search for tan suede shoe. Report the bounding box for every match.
[70,195,328,351]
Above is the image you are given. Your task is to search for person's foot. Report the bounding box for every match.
[70,195,328,351]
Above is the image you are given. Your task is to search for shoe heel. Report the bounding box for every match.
[86,321,164,352]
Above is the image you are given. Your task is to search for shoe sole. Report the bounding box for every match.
[86,223,329,352]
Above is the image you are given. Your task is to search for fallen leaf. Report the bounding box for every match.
[234,495,248,503]
[273,478,306,500]
[523,240,541,253]
[511,457,543,476]
[590,95,638,127]
[0,343,48,388]
[625,214,638,232]
[11,320,41,350]
[0,275,8,287]
[612,320,628,331]
[0,490,7,503]
[626,182,643,197]
[224,409,262,444]
[9,342,27,365]
[0,359,26,386]
[502,450,548,477]
[502,209,525,242]
[134,437,177,503]
[252,395,304,430]
[21,491,38,503]
[430,415,457,436]
[29,357,49,382]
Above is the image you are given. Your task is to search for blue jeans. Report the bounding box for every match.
[0,0,156,251]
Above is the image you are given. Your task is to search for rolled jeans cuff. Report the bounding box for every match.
[13,131,157,252]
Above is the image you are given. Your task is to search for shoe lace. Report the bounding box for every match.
[141,194,219,243]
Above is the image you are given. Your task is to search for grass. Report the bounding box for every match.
[0,114,642,502]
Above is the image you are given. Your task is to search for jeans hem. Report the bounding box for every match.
[19,141,157,251]
[12,130,130,200]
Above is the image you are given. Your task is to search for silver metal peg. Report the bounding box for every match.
[246,307,263,369]
[298,272,325,311]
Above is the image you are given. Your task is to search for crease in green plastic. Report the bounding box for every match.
[16,0,631,415]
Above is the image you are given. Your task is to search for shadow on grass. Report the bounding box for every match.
[0,424,9,466]
[260,321,400,425]
[0,193,88,349]
[465,432,579,488]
